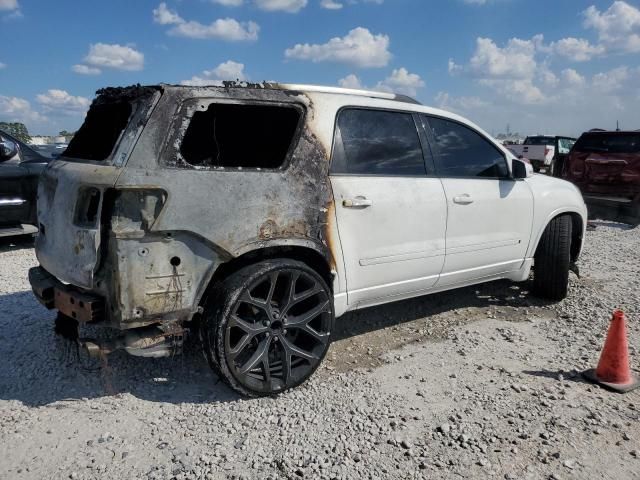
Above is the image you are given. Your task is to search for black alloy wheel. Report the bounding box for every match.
[201,259,334,397]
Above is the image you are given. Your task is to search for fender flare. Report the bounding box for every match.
[193,237,340,313]
[526,207,587,259]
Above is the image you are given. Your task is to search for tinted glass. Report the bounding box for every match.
[426,116,508,178]
[332,109,425,175]
[574,133,640,154]
[524,136,554,146]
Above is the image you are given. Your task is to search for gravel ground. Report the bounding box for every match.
[1,221,639,480]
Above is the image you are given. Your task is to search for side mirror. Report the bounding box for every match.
[0,140,18,162]
[512,158,533,179]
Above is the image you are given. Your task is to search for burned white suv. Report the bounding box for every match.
[30,84,587,397]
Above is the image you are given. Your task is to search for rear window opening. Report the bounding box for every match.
[179,103,301,169]
[63,101,132,161]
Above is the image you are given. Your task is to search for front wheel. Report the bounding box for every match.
[533,215,572,301]
[201,259,334,397]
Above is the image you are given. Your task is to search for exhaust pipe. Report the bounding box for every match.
[80,325,184,359]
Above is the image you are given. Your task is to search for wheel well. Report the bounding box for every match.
[536,212,583,262]
[568,213,583,263]
[211,246,333,291]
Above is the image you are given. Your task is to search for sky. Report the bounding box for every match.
[1,0,639,136]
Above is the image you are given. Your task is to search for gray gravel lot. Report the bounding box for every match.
[1,222,639,479]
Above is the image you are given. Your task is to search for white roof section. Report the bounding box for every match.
[279,83,421,105]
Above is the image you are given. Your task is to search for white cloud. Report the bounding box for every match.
[583,1,640,53]
[537,65,558,88]
[212,0,244,5]
[561,68,586,87]
[550,37,605,62]
[0,0,18,11]
[463,0,488,4]
[467,37,538,79]
[153,2,183,25]
[71,64,101,75]
[285,27,391,68]
[181,60,247,86]
[74,43,144,73]
[36,90,91,115]
[153,3,259,41]
[337,68,424,97]
[338,74,364,89]
[320,0,343,9]
[0,62,6,69]
[255,0,307,12]
[435,92,488,112]
[374,67,425,97]
[592,66,630,92]
[0,95,46,124]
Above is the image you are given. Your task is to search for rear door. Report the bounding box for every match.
[421,115,533,286]
[330,108,447,306]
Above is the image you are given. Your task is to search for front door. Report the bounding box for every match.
[330,108,448,306]
[421,115,533,286]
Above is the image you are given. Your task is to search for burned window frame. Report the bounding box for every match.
[61,88,161,166]
[163,97,307,172]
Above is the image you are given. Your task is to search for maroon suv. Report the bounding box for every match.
[563,130,640,223]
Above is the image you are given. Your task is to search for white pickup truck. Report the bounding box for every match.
[508,136,576,175]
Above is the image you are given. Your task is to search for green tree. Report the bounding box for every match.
[0,122,31,143]
[59,130,75,137]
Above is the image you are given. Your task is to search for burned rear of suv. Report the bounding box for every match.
[30,84,336,390]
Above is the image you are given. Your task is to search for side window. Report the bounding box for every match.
[424,116,509,178]
[331,109,426,176]
[557,138,574,154]
[179,103,301,169]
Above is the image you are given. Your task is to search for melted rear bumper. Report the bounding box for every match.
[29,266,105,322]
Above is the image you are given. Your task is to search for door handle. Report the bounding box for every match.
[453,194,474,205]
[343,196,373,208]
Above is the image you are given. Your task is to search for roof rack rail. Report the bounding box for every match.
[279,83,422,105]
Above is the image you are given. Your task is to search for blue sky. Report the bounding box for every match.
[1,0,639,136]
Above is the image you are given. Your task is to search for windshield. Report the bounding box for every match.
[524,136,554,145]
[574,133,640,154]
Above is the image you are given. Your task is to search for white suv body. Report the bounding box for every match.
[29,84,587,396]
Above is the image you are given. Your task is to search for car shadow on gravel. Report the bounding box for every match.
[0,235,35,253]
[0,291,241,407]
[333,279,552,342]
[0,279,553,407]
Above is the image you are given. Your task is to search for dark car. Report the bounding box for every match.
[562,130,640,224]
[0,130,54,237]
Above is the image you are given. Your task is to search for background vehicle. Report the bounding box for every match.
[509,135,576,175]
[562,130,640,224]
[29,84,587,397]
[0,130,54,237]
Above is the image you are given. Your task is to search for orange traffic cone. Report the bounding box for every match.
[583,310,639,393]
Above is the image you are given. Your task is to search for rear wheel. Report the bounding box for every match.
[533,215,572,300]
[201,259,334,397]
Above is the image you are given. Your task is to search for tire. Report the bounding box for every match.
[200,259,334,397]
[533,215,572,301]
